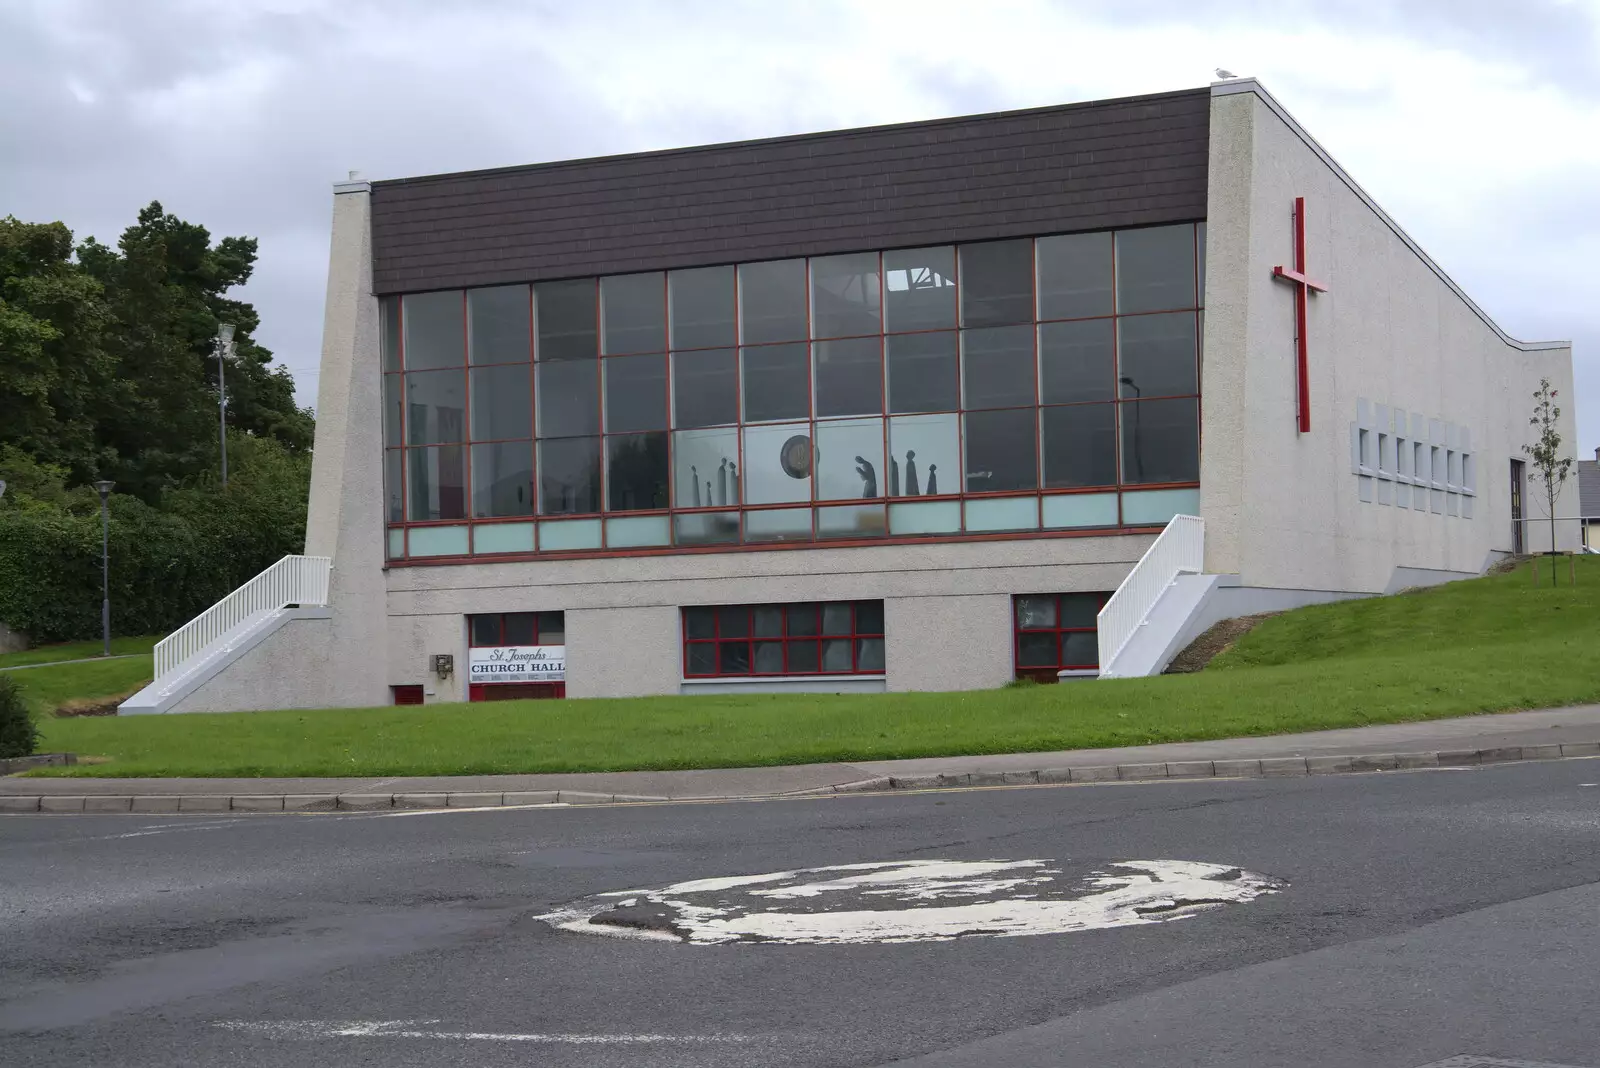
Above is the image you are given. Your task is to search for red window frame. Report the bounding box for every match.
[682,601,885,678]
[467,611,565,648]
[1013,592,1109,682]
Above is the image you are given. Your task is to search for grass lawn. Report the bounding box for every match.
[10,656,153,717]
[25,557,1600,778]
[0,635,160,670]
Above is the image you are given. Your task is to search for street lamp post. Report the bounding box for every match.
[1119,376,1144,482]
[93,480,115,657]
[216,323,236,488]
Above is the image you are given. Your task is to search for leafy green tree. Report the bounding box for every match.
[1524,377,1574,558]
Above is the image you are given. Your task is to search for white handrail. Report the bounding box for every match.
[1097,515,1204,679]
[153,555,331,681]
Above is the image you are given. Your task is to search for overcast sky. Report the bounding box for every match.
[5,0,1598,452]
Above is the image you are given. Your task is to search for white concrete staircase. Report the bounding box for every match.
[1095,515,1206,679]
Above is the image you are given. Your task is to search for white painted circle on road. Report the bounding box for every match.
[538,858,1285,945]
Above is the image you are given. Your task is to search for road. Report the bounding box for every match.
[2,760,1599,1067]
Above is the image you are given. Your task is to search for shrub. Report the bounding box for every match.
[0,676,37,758]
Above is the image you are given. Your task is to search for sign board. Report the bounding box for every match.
[468,645,565,684]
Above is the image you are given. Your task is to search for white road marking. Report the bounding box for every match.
[539,858,1285,945]
[215,1020,748,1044]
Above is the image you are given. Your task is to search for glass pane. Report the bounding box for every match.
[1041,404,1117,488]
[753,641,786,673]
[1015,595,1057,629]
[1061,631,1098,668]
[384,374,402,448]
[744,507,811,543]
[883,246,956,333]
[405,369,466,445]
[814,337,882,418]
[1042,492,1118,529]
[606,432,668,511]
[538,517,601,550]
[674,348,738,428]
[538,436,601,514]
[407,524,469,557]
[964,408,1038,493]
[537,360,599,438]
[739,259,808,344]
[403,290,464,370]
[470,615,501,646]
[742,422,812,504]
[684,607,716,639]
[855,600,884,633]
[470,364,532,441]
[473,522,534,554]
[1120,399,1200,484]
[471,441,534,517]
[1197,223,1207,307]
[886,332,958,415]
[1118,312,1198,399]
[535,279,598,361]
[965,497,1039,532]
[787,640,820,672]
[787,604,819,636]
[814,417,885,502]
[1039,319,1115,404]
[670,265,735,349]
[753,606,784,637]
[1121,487,1200,525]
[810,253,881,338]
[407,445,467,521]
[959,239,1033,327]
[601,272,665,355]
[742,343,810,423]
[887,414,958,497]
[674,511,739,546]
[686,642,716,675]
[1036,232,1112,320]
[822,603,852,634]
[888,499,961,534]
[856,638,885,673]
[381,296,401,372]
[385,449,403,523]
[817,504,886,539]
[821,638,852,672]
[717,606,750,637]
[1060,593,1101,628]
[504,613,536,645]
[606,514,671,548]
[674,426,740,508]
[538,611,565,644]
[719,641,751,674]
[1116,224,1197,314]
[604,353,668,433]
[468,285,530,365]
[1018,632,1057,668]
[962,325,1035,410]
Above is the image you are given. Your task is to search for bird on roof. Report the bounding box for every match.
[1215,68,1238,79]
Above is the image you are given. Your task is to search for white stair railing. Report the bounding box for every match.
[153,555,331,681]
[1097,515,1204,679]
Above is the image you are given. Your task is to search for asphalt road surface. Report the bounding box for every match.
[3,760,1599,1068]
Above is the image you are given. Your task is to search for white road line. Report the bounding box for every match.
[215,1020,749,1044]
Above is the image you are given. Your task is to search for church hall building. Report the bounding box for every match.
[122,78,1578,713]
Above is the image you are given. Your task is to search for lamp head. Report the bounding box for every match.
[218,322,236,344]
[93,480,115,498]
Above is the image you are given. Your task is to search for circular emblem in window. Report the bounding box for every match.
[779,434,813,479]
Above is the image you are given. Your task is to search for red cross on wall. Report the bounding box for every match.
[1272,196,1328,433]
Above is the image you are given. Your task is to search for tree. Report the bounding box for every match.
[1524,377,1573,559]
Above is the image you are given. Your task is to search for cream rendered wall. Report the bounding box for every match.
[385,535,1149,697]
[1202,82,1576,593]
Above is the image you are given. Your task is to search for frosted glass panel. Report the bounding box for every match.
[539,517,603,551]
[964,497,1040,532]
[1042,493,1118,529]
[888,500,962,535]
[473,522,534,554]
[387,528,406,559]
[605,515,671,548]
[1120,488,1199,526]
[407,525,469,557]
